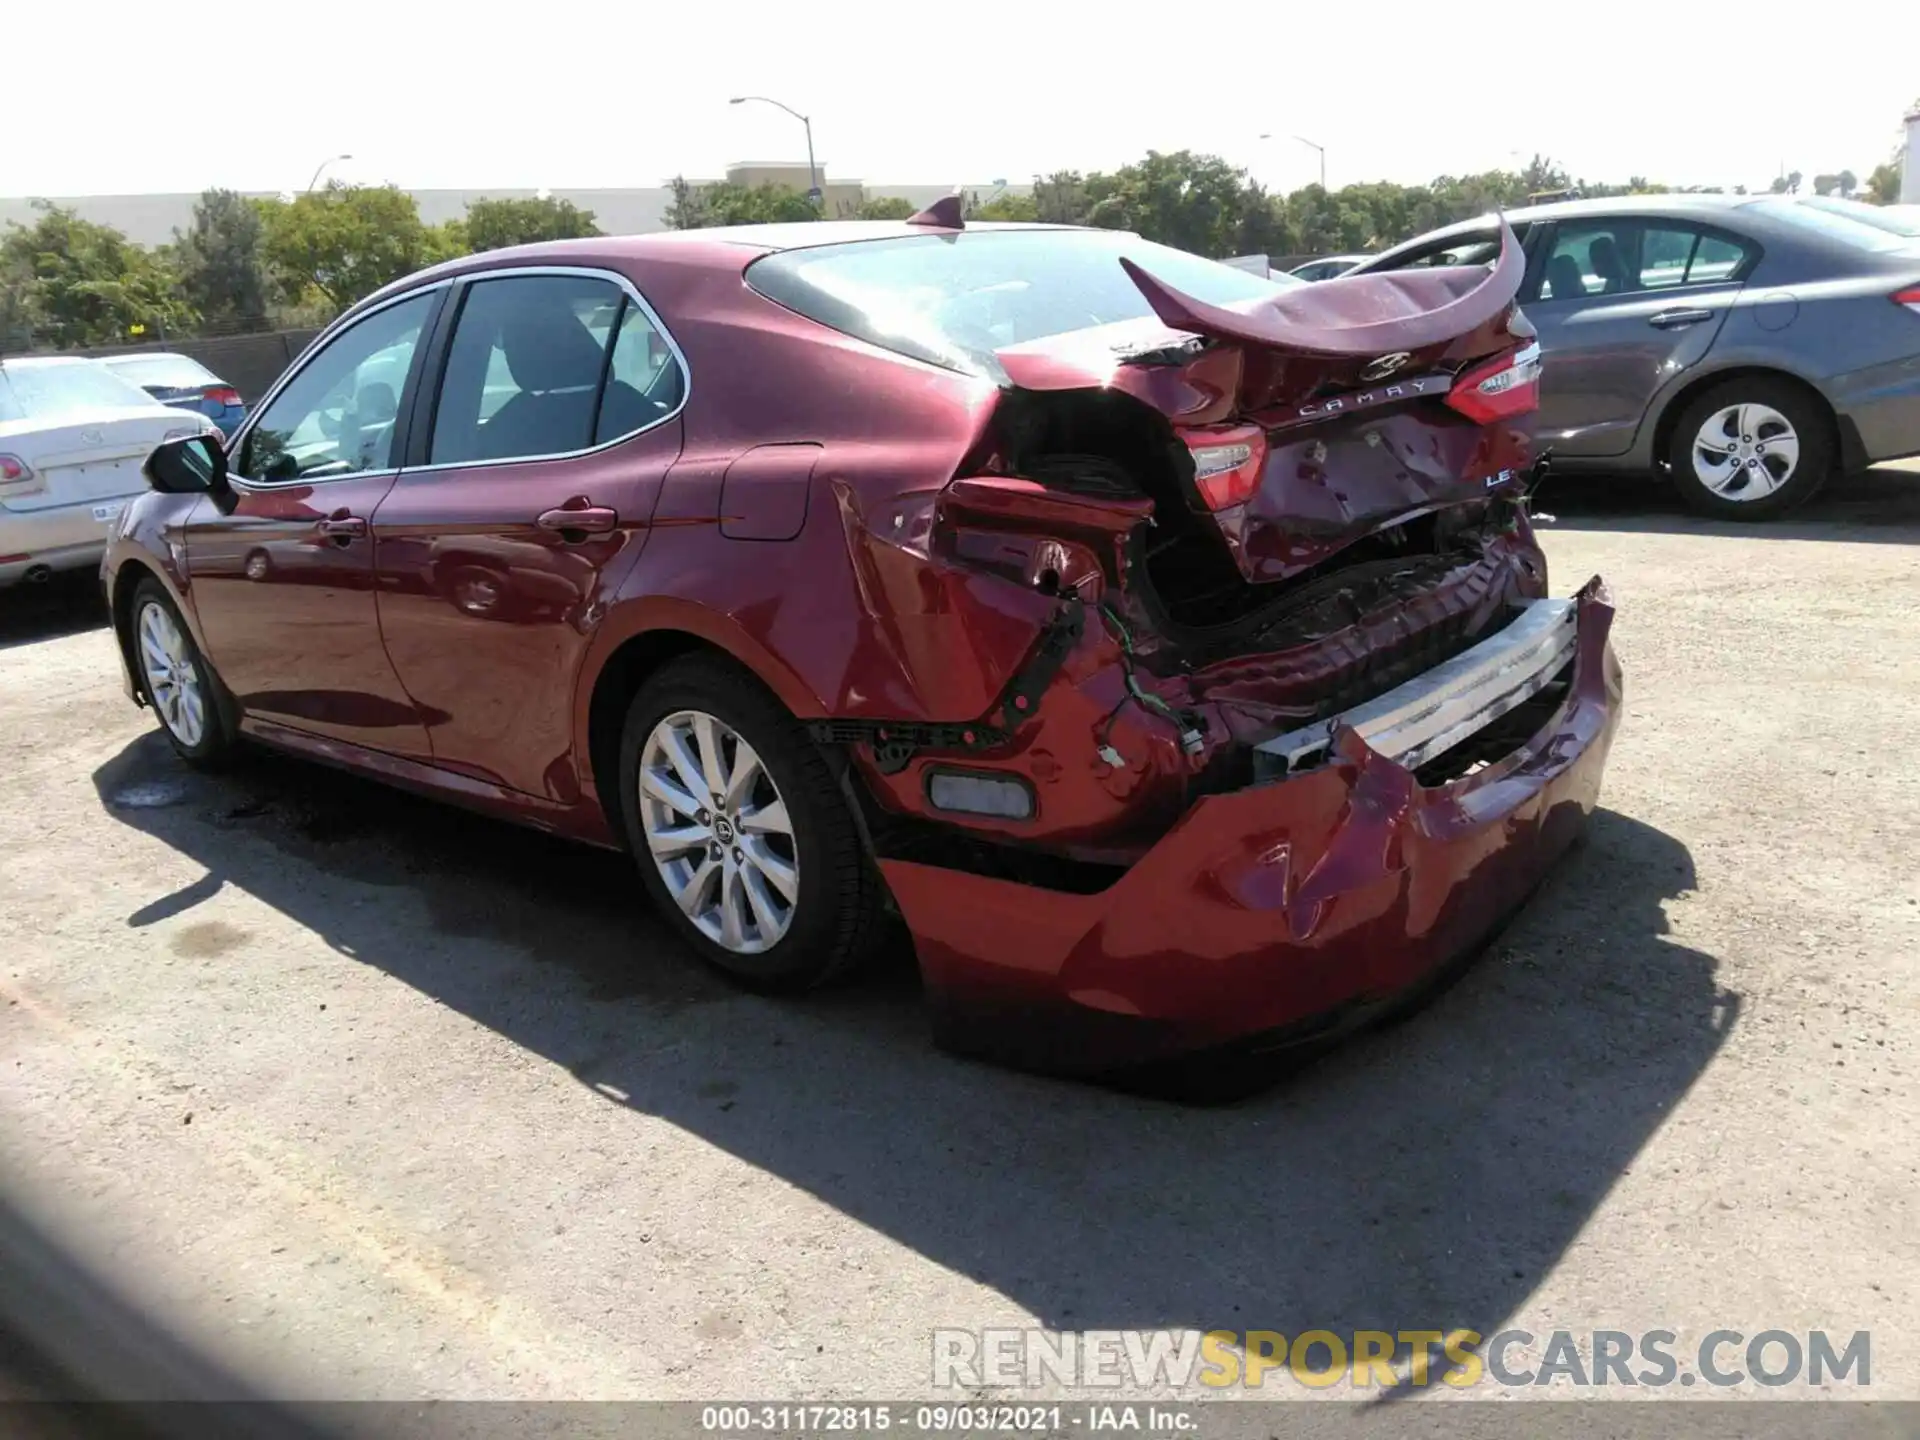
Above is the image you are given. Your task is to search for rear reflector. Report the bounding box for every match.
[1445,341,1542,425]
[1893,286,1920,316]
[1184,425,1268,511]
[0,454,31,484]
[927,769,1035,820]
[204,386,243,407]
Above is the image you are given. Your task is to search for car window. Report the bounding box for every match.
[746,229,1290,378]
[240,294,434,483]
[1687,233,1749,283]
[1638,227,1697,289]
[1749,198,1914,252]
[429,274,636,465]
[0,361,156,422]
[594,302,685,445]
[1538,222,1636,301]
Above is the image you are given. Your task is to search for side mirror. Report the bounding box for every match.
[144,434,229,495]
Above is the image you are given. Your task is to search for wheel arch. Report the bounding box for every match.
[1647,365,1842,478]
[109,557,172,705]
[577,602,829,834]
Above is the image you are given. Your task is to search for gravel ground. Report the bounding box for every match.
[1,465,1916,1405]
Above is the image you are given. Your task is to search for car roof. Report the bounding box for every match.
[100,351,193,363]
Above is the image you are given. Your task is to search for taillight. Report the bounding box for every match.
[1893,285,1920,316]
[203,386,243,407]
[1445,341,1542,425]
[0,453,44,499]
[1185,425,1268,511]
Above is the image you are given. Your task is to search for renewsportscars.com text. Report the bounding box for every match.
[931,1328,1871,1391]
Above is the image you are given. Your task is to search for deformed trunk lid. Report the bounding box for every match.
[994,223,1532,581]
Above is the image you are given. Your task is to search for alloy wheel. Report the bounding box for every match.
[1691,402,1800,502]
[137,601,207,748]
[637,709,799,954]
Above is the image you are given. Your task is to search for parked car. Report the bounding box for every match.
[1349,194,1920,517]
[106,216,1619,1080]
[1287,254,1368,282]
[0,357,217,589]
[100,352,248,437]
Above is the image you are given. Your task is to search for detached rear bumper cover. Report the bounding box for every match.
[880,578,1622,1075]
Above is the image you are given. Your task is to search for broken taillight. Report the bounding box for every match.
[1185,425,1267,511]
[1444,341,1543,425]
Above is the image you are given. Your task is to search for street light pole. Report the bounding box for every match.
[1295,136,1326,191]
[306,154,352,193]
[730,96,819,207]
[1257,133,1327,190]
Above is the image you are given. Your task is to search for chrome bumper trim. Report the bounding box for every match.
[1256,597,1578,775]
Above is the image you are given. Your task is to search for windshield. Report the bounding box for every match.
[746,228,1298,377]
[102,354,220,390]
[1789,195,1920,237]
[0,361,156,423]
[1750,198,1917,252]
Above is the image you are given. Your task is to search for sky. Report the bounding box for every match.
[6,0,1914,200]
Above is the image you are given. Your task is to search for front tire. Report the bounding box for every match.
[617,654,886,992]
[1666,377,1832,519]
[129,578,236,766]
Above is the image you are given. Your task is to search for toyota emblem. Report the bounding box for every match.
[1358,352,1412,383]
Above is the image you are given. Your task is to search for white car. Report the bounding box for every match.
[0,356,216,589]
[1287,254,1370,282]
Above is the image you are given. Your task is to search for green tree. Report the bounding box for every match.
[1813,173,1841,197]
[463,195,601,253]
[255,182,440,313]
[173,188,269,334]
[1078,150,1263,257]
[664,176,818,229]
[0,202,195,347]
[1837,169,1858,198]
[1866,161,1902,204]
[971,191,1038,221]
[845,195,915,220]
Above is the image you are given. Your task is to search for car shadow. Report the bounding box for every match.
[92,733,1735,1365]
[0,572,110,651]
[1536,462,1920,542]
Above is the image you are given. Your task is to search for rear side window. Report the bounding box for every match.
[429,274,683,464]
[746,229,1290,377]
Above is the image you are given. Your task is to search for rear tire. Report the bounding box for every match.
[129,578,237,767]
[1666,377,1831,519]
[617,654,886,992]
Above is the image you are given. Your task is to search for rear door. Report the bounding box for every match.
[1526,217,1752,457]
[370,268,688,801]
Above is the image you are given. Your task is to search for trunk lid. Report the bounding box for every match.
[0,408,195,513]
[993,222,1534,583]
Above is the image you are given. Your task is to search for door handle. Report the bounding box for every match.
[317,513,367,543]
[536,504,619,537]
[1649,307,1713,329]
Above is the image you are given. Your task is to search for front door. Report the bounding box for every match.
[185,289,442,757]
[1526,218,1749,458]
[370,270,689,802]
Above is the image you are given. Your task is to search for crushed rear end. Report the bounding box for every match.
[824,225,1622,1075]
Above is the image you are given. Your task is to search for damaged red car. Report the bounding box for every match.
[105,207,1621,1078]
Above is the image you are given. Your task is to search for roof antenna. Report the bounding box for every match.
[907,192,964,229]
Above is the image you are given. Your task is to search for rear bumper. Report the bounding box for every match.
[880,578,1622,1076]
[0,497,135,586]
[1829,357,1920,466]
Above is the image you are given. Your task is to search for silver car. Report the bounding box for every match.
[0,356,216,588]
[1349,194,1920,517]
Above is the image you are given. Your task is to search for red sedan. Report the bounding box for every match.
[105,206,1620,1080]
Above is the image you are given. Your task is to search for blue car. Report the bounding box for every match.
[99,352,247,438]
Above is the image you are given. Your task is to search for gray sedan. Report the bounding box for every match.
[1349,194,1920,516]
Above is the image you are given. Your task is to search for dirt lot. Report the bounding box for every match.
[2,467,1917,1403]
